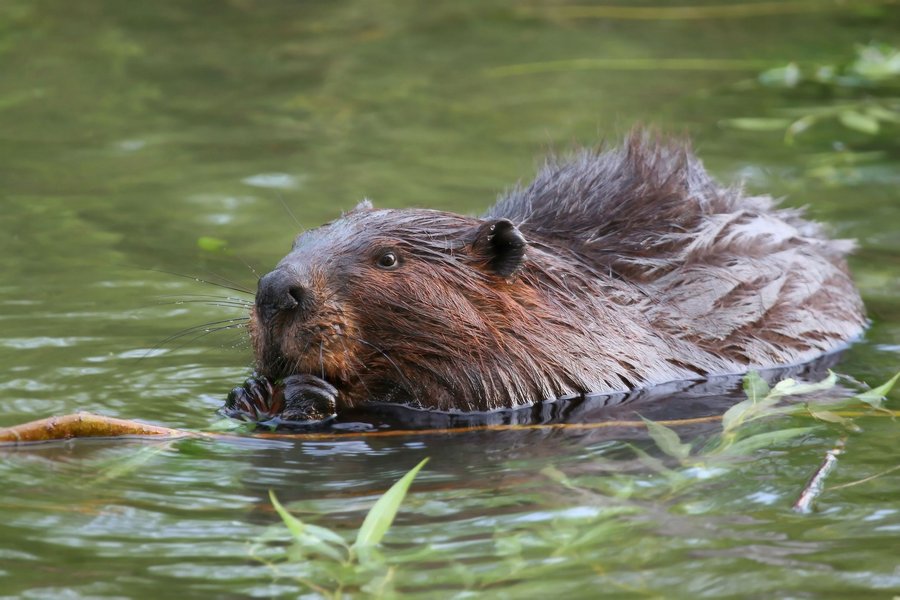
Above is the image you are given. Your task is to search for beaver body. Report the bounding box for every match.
[225,135,865,423]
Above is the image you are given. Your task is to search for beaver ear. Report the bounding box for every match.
[472,219,527,278]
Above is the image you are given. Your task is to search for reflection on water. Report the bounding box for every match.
[1,0,899,597]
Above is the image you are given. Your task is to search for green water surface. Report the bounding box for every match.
[2,1,899,598]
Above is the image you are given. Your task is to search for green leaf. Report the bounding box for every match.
[354,458,428,548]
[771,371,838,397]
[722,372,769,432]
[197,236,229,252]
[856,371,900,409]
[269,489,306,540]
[269,490,347,561]
[758,63,801,87]
[721,398,753,433]
[305,523,350,547]
[540,465,577,490]
[784,115,818,145]
[807,406,860,431]
[743,371,770,402]
[866,105,900,124]
[641,417,691,461]
[839,110,880,134]
[716,427,813,456]
[722,117,791,131]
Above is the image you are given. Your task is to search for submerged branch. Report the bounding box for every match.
[792,437,846,513]
[0,413,193,445]
[2,407,897,446]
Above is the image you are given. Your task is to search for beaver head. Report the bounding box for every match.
[248,200,535,413]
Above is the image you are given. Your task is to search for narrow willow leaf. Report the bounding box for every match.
[305,523,350,547]
[716,427,814,456]
[758,63,801,87]
[807,407,860,431]
[89,445,170,486]
[785,115,818,144]
[743,371,770,402]
[866,105,900,124]
[269,491,346,561]
[269,490,306,541]
[721,398,753,433]
[839,110,880,134]
[196,236,229,252]
[856,371,900,409]
[772,371,838,397]
[641,417,691,461]
[354,458,429,548]
[722,117,791,131]
[540,466,577,490]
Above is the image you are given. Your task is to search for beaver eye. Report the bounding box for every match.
[376,251,399,270]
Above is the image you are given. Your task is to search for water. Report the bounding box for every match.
[2,1,899,597]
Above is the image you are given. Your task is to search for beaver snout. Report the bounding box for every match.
[255,268,315,326]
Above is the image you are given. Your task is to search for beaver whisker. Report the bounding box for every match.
[150,299,254,311]
[147,268,255,296]
[337,336,376,401]
[157,293,254,305]
[142,322,248,361]
[146,318,250,359]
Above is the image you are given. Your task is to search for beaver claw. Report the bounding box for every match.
[223,373,337,426]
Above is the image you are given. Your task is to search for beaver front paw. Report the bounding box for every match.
[224,375,280,422]
[223,373,337,427]
[281,374,338,423]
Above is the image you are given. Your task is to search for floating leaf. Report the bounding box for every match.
[838,110,880,134]
[540,465,577,489]
[866,105,900,124]
[269,490,347,561]
[743,371,770,402]
[197,236,229,252]
[783,115,816,144]
[758,63,801,87]
[722,372,769,432]
[354,458,428,548]
[771,371,838,397]
[641,417,692,461]
[722,117,791,131]
[269,489,306,540]
[716,427,814,456]
[855,371,900,409]
[807,406,860,431]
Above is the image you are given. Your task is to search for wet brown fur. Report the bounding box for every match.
[249,134,866,413]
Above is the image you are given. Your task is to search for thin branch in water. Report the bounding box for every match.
[827,464,900,492]
[793,437,846,514]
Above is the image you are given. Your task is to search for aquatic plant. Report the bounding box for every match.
[724,43,900,143]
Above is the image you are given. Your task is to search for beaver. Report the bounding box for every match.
[224,134,866,425]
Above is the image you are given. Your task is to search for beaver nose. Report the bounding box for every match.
[256,269,311,324]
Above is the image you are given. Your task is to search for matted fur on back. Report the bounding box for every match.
[488,135,865,372]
